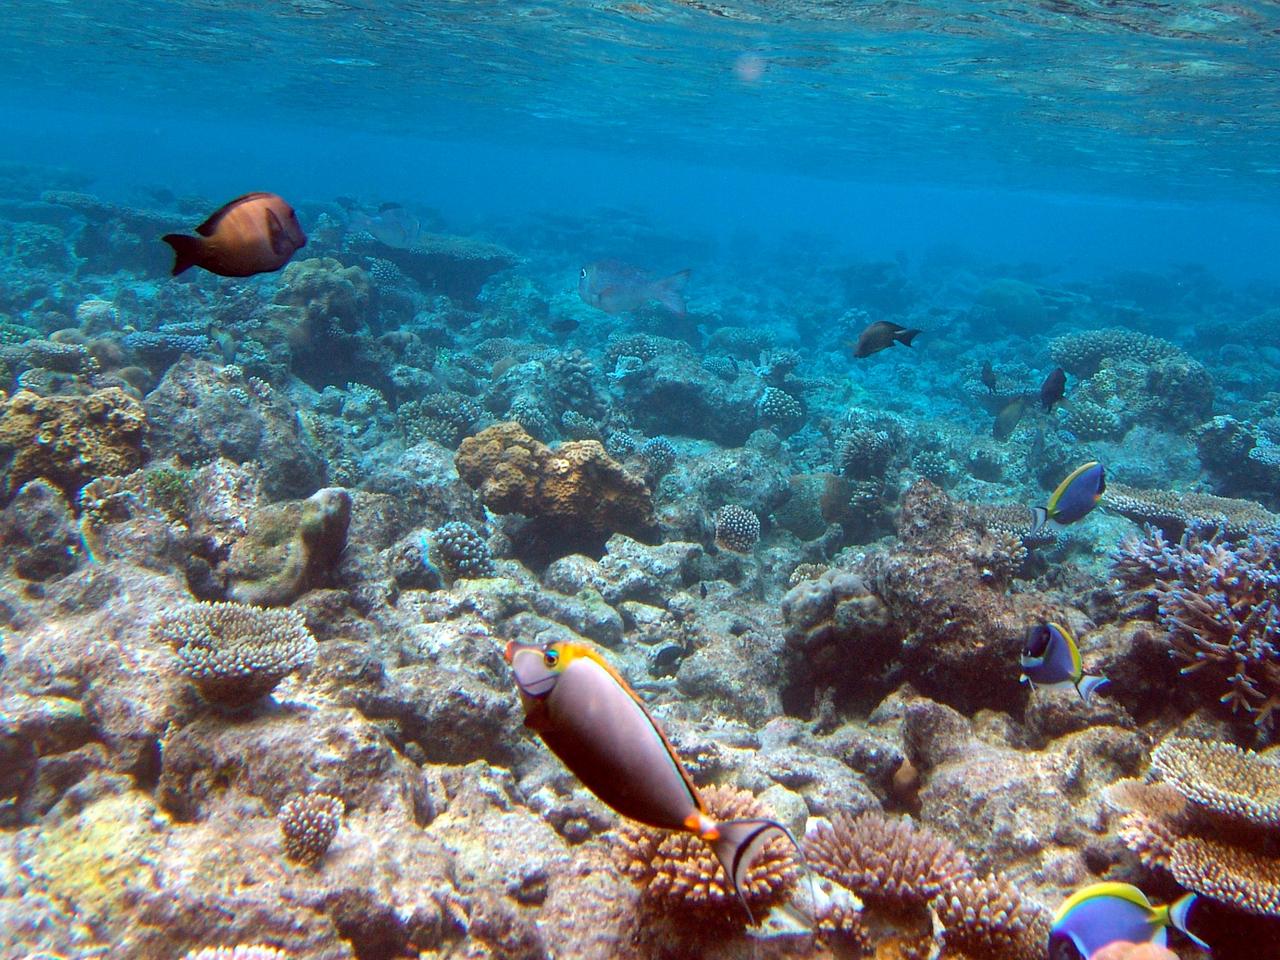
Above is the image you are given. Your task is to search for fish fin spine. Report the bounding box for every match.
[162,234,204,276]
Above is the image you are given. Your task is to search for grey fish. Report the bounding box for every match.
[578,260,691,315]
[994,394,1029,441]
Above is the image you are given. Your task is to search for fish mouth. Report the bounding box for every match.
[517,673,558,698]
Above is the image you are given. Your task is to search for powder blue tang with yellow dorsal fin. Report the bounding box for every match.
[1051,881,1210,958]
[1020,622,1109,705]
[1031,460,1105,533]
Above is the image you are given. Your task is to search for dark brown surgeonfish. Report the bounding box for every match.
[1040,366,1067,412]
[505,638,807,923]
[850,320,922,359]
[162,192,306,277]
[981,359,998,394]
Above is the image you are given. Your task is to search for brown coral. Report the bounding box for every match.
[155,601,317,706]
[278,793,343,867]
[931,872,1051,960]
[1105,482,1280,538]
[610,783,798,931]
[455,421,657,558]
[1151,738,1280,828]
[803,810,973,915]
[0,387,145,500]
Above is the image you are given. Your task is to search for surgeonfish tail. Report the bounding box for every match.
[1029,506,1050,533]
[897,328,923,348]
[1166,892,1211,951]
[1076,674,1110,706]
[654,269,691,316]
[708,817,802,927]
[162,233,203,276]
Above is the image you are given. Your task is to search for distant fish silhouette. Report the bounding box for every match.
[548,316,580,334]
[578,260,691,316]
[849,321,921,359]
[349,202,424,249]
[981,360,997,394]
[1040,367,1067,412]
[163,192,306,277]
[993,394,1029,441]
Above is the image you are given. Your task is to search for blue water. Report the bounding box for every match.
[3,0,1279,280]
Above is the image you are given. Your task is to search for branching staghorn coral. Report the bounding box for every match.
[1109,737,1280,918]
[1112,525,1280,725]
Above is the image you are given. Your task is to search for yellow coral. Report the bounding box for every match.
[0,387,145,499]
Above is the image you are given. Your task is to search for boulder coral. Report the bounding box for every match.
[0,386,145,501]
[455,421,658,562]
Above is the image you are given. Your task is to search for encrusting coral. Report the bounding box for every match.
[0,386,146,500]
[610,784,798,933]
[154,601,317,707]
[455,421,657,559]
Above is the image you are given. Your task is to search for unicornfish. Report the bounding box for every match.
[1051,881,1210,958]
[1020,622,1109,704]
[504,638,802,921]
[163,192,307,277]
[1031,460,1105,533]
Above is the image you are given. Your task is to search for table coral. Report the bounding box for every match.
[455,421,657,561]
[0,387,145,501]
[1106,483,1280,538]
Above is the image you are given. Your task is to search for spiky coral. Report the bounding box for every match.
[804,811,973,915]
[610,784,798,932]
[1112,525,1280,725]
[931,872,1051,960]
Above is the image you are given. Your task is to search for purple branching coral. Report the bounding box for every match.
[1112,525,1280,725]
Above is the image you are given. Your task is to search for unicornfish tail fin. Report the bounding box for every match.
[707,817,800,926]
[162,233,204,276]
[1164,892,1211,951]
[1029,506,1050,533]
[896,328,923,348]
[1076,674,1109,706]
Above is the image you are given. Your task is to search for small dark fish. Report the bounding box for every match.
[548,317,580,334]
[993,394,1028,441]
[1031,460,1105,532]
[699,582,708,599]
[349,204,423,249]
[163,192,306,277]
[1020,622,1108,704]
[850,321,922,359]
[980,360,997,394]
[1040,367,1067,412]
[578,260,691,316]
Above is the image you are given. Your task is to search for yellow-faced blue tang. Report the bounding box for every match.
[1051,881,1209,958]
[1031,460,1105,533]
[1020,622,1109,704]
[504,638,806,923]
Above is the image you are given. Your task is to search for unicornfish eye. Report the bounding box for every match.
[544,648,559,667]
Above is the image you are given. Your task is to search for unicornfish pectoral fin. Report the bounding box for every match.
[1076,674,1109,706]
[708,817,799,925]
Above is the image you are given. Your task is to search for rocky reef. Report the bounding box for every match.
[0,179,1276,960]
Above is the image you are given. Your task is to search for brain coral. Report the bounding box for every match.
[154,601,317,706]
[455,421,657,559]
[0,387,145,500]
[611,783,798,931]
